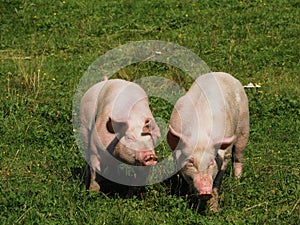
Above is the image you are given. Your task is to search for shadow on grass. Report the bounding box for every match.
[71,165,209,214]
[70,165,146,199]
[163,173,209,214]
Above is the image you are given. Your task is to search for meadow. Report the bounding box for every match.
[0,0,299,224]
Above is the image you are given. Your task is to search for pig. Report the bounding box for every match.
[167,72,249,211]
[80,78,160,193]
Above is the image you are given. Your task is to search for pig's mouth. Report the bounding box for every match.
[196,187,213,200]
[135,150,158,166]
[198,193,212,200]
[143,154,158,166]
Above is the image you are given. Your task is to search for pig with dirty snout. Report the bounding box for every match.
[167,72,249,211]
[80,79,160,192]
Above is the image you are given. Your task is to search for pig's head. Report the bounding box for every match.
[167,125,235,198]
[106,116,160,166]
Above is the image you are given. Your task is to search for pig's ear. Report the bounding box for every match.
[214,135,236,150]
[106,117,128,134]
[166,125,188,151]
[142,118,161,137]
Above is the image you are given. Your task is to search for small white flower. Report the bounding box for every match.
[244,83,261,88]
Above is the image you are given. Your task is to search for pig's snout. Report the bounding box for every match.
[143,153,158,166]
[194,174,213,197]
[137,151,158,166]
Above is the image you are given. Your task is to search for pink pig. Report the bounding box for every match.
[80,79,160,192]
[167,72,249,211]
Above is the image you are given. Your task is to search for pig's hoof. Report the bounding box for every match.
[89,181,100,192]
[234,162,243,178]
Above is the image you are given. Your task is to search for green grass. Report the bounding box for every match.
[1,0,299,224]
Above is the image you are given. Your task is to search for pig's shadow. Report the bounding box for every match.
[163,173,209,214]
[71,165,145,199]
[71,166,210,213]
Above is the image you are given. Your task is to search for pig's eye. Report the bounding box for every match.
[126,135,136,142]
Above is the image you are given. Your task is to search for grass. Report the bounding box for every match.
[0,0,299,224]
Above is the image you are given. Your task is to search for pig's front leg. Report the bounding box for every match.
[210,151,231,211]
[210,170,225,211]
[89,154,101,191]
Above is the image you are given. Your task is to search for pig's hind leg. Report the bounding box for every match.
[232,145,243,179]
[232,97,249,179]
[232,120,249,178]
